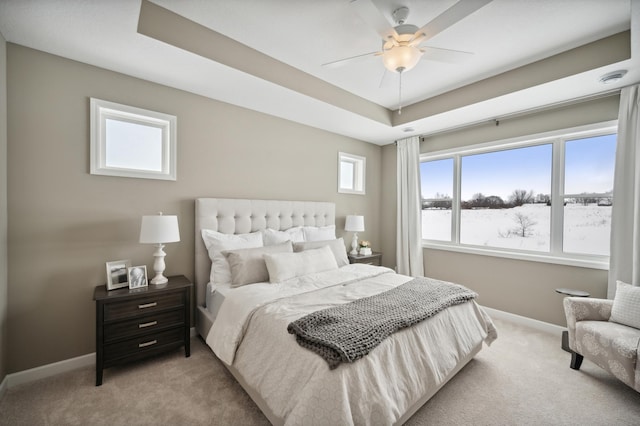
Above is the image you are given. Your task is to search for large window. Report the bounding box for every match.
[420,122,616,268]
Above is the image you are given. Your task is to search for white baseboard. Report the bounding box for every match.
[3,327,198,390]
[7,352,96,389]
[482,306,564,336]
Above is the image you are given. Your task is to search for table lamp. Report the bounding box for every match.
[345,215,365,255]
[139,212,180,285]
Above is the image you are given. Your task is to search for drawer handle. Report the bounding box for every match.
[138,321,158,329]
[138,302,157,309]
[138,340,157,348]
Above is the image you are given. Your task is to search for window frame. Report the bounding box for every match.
[90,98,177,181]
[338,152,366,195]
[420,121,617,270]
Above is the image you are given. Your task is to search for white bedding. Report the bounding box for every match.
[205,282,232,321]
[206,264,497,425]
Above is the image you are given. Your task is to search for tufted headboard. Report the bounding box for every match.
[194,198,336,313]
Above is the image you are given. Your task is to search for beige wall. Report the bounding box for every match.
[6,44,382,373]
[380,143,397,271]
[0,32,8,384]
[380,95,619,326]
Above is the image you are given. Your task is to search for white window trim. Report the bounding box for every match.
[338,152,366,195]
[421,120,617,270]
[90,98,177,181]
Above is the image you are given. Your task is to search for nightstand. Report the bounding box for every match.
[348,252,382,266]
[94,275,192,386]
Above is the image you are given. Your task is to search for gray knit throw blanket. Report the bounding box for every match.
[287,277,477,369]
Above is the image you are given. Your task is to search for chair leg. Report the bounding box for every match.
[570,352,584,370]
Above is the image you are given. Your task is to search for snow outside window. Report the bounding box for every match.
[420,122,616,269]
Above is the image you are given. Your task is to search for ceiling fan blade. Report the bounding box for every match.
[322,50,380,68]
[350,0,398,41]
[420,46,474,64]
[414,0,492,44]
[378,69,388,89]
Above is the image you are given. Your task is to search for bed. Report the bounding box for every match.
[195,198,497,425]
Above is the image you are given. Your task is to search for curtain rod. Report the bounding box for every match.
[393,87,622,144]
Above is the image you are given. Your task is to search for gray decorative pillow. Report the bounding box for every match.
[293,238,349,267]
[222,241,293,287]
[610,281,640,329]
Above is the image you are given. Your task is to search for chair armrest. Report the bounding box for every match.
[563,297,612,353]
[563,297,612,323]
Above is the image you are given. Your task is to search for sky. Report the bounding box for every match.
[421,133,616,201]
[105,118,163,171]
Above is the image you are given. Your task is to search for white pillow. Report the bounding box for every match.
[302,225,336,242]
[293,238,349,267]
[222,242,293,287]
[262,227,305,246]
[264,245,338,283]
[610,281,640,329]
[201,229,263,285]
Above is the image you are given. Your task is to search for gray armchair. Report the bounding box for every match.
[563,296,640,392]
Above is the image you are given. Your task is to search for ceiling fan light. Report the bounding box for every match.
[382,45,422,73]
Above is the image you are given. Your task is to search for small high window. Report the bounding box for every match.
[90,98,177,180]
[338,152,366,195]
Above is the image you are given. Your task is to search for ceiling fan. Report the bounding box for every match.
[324,0,493,113]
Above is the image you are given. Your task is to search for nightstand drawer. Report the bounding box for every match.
[104,309,185,342]
[103,327,183,363]
[104,291,185,321]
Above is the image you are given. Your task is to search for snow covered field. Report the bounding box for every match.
[422,203,611,256]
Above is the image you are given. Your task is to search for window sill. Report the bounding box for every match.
[422,242,609,270]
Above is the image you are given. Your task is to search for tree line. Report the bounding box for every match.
[424,189,613,210]
[423,189,535,210]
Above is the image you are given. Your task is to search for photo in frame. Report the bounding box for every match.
[128,265,148,289]
[105,259,131,291]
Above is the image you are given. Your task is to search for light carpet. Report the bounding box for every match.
[1,317,639,425]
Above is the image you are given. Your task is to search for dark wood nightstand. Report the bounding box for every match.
[94,275,192,386]
[348,252,382,266]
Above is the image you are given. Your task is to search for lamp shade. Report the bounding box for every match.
[345,215,365,232]
[139,213,180,244]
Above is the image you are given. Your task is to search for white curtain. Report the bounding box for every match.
[608,84,640,298]
[396,136,424,277]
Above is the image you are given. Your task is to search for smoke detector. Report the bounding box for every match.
[599,70,627,84]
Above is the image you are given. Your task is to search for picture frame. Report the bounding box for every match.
[127,265,148,289]
[105,259,131,291]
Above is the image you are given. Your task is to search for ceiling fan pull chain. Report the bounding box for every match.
[398,70,403,115]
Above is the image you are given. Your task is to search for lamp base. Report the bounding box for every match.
[151,244,169,286]
[150,274,168,285]
[350,232,359,255]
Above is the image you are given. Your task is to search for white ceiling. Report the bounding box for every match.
[0,0,638,145]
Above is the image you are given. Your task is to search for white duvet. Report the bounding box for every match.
[206,264,497,425]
